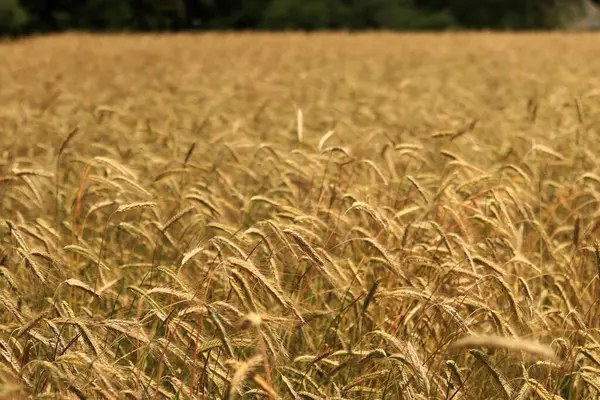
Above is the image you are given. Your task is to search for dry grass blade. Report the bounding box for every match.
[283,229,324,266]
[594,240,600,279]
[94,156,137,179]
[14,314,46,342]
[116,201,157,213]
[101,320,150,344]
[226,257,291,309]
[184,142,196,166]
[531,144,565,161]
[318,130,335,151]
[253,374,279,399]
[297,108,303,143]
[468,349,513,399]
[63,245,109,270]
[225,355,263,400]
[208,305,234,358]
[181,245,204,269]
[344,201,387,230]
[361,159,389,186]
[406,342,430,395]
[162,206,194,232]
[406,175,430,204]
[5,221,47,284]
[58,126,80,157]
[393,205,421,220]
[0,267,18,293]
[63,278,100,298]
[12,168,54,178]
[451,335,556,360]
[527,378,564,400]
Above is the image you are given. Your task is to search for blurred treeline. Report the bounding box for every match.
[0,0,597,35]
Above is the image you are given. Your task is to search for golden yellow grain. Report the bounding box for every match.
[452,335,556,360]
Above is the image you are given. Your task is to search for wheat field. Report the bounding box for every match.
[2,32,600,399]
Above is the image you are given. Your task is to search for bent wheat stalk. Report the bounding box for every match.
[450,335,556,360]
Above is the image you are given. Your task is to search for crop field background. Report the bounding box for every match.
[2,32,600,399]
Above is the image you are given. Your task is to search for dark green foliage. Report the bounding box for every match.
[0,0,29,34]
[1,0,598,35]
[261,0,344,30]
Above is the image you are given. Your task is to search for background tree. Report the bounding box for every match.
[2,0,600,36]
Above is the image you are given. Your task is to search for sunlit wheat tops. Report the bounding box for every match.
[2,32,600,399]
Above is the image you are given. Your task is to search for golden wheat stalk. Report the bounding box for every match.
[451,335,556,360]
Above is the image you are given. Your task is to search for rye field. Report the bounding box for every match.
[2,32,600,399]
